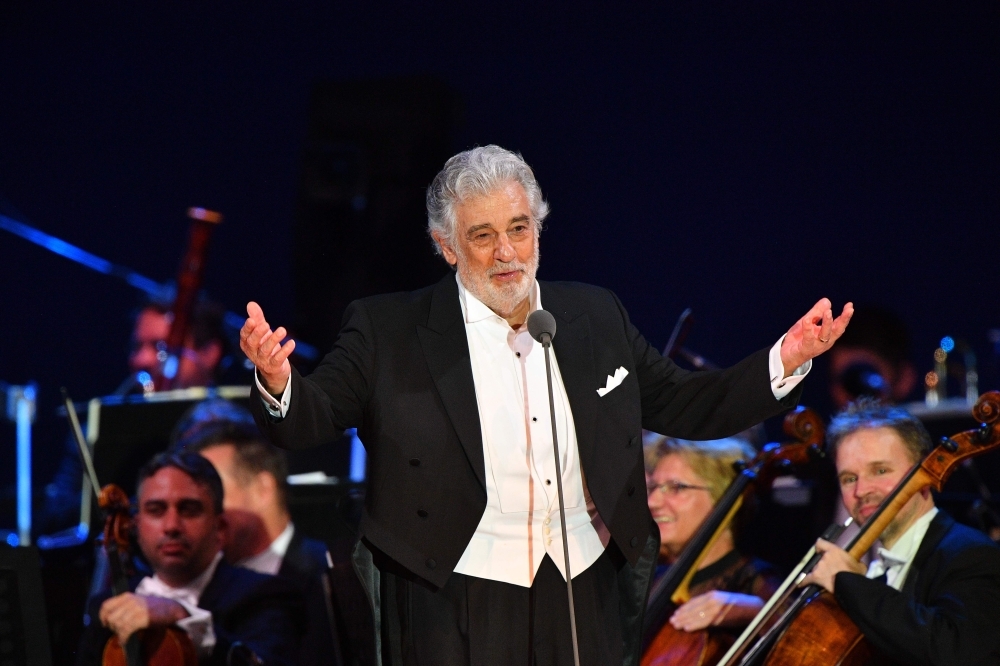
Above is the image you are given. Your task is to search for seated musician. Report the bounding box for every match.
[76,451,303,666]
[40,297,228,534]
[803,399,1000,665]
[173,399,345,666]
[643,437,781,648]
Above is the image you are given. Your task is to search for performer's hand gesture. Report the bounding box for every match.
[780,298,854,375]
[240,301,295,395]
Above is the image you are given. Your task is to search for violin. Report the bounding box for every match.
[154,207,223,392]
[718,390,1000,666]
[640,407,825,666]
[62,390,197,665]
[98,485,197,666]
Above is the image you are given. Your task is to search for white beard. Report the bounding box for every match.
[456,238,539,318]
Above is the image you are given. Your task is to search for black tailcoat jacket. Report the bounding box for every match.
[252,273,800,662]
[835,511,1000,666]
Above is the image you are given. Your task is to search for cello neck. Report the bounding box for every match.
[843,464,930,559]
[642,466,755,652]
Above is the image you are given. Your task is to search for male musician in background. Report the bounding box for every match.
[76,451,302,666]
[803,399,1000,665]
[174,399,345,666]
[40,297,231,534]
[128,298,229,390]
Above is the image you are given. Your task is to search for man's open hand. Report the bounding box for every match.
[99,593,189,645]
[780,298,854,375]
[240,301,295,395]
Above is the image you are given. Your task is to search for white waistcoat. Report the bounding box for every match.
[452,275,607,587]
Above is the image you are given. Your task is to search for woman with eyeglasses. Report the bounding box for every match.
[641,435,782,666]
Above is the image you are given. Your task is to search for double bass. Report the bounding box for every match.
[63,390,197,666]
[718,390,1000,666]
[640,407,826,666]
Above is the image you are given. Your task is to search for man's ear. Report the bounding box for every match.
[431,231,459,266]
[215,510,228,544]
[255,472,277,507]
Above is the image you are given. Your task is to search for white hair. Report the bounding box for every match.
[426,145,550,258]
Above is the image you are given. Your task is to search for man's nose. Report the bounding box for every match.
[494,232,515,262]
[853,477,877,501]
[162,508,182,534]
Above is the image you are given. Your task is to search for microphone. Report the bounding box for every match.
[527,309,557,345]
[526,309,580,666]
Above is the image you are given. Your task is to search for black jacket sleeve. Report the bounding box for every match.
[613,290,799,439]
[204,566,305,666]
[834,541,1000,666]
[251,298,377,452]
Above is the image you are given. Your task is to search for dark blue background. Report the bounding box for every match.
[1,1,998,487]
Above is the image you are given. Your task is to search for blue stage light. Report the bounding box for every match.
[940,336,955,353]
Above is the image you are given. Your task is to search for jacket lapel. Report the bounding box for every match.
[417,273,487,491]
[542,283,600,472]
[902,511,952,598]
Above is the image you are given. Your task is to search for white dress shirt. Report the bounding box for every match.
[238,522,295,576]
[451,277,606,586]
[134,551,223,657]
[256,275,810,588]
[866,507,938,590]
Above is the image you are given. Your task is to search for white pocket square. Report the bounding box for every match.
[597,367,629,397]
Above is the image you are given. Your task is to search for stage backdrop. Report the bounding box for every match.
[0,1,997,504]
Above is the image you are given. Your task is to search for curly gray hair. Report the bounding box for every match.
[426,145,550,258]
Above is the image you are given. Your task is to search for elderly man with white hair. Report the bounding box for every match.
[239,145,853,666]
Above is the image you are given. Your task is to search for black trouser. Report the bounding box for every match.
[379,551,624,666]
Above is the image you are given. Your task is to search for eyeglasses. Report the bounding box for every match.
[646,480,712,497]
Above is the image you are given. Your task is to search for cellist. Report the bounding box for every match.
[642,436,782,661]
[801,399,1000,665]
[76,451,304,665]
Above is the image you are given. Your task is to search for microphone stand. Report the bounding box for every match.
[536,322,582,666]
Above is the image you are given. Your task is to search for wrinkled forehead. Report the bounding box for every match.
[454,182,532,226]
[836,426,913,468]
[133,308,174,340]
[138,466,212,505]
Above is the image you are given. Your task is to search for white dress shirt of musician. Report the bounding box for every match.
[244,159,855,589]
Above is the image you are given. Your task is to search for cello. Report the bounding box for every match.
[63,390,197,666]
[640,407,825,666]
[718,390,1000,666]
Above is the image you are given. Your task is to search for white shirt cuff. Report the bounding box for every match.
[174,601,216,657]
[255,370,292,419]
[768,334,811,400]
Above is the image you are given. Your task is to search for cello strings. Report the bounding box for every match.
[717,515,853,666]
